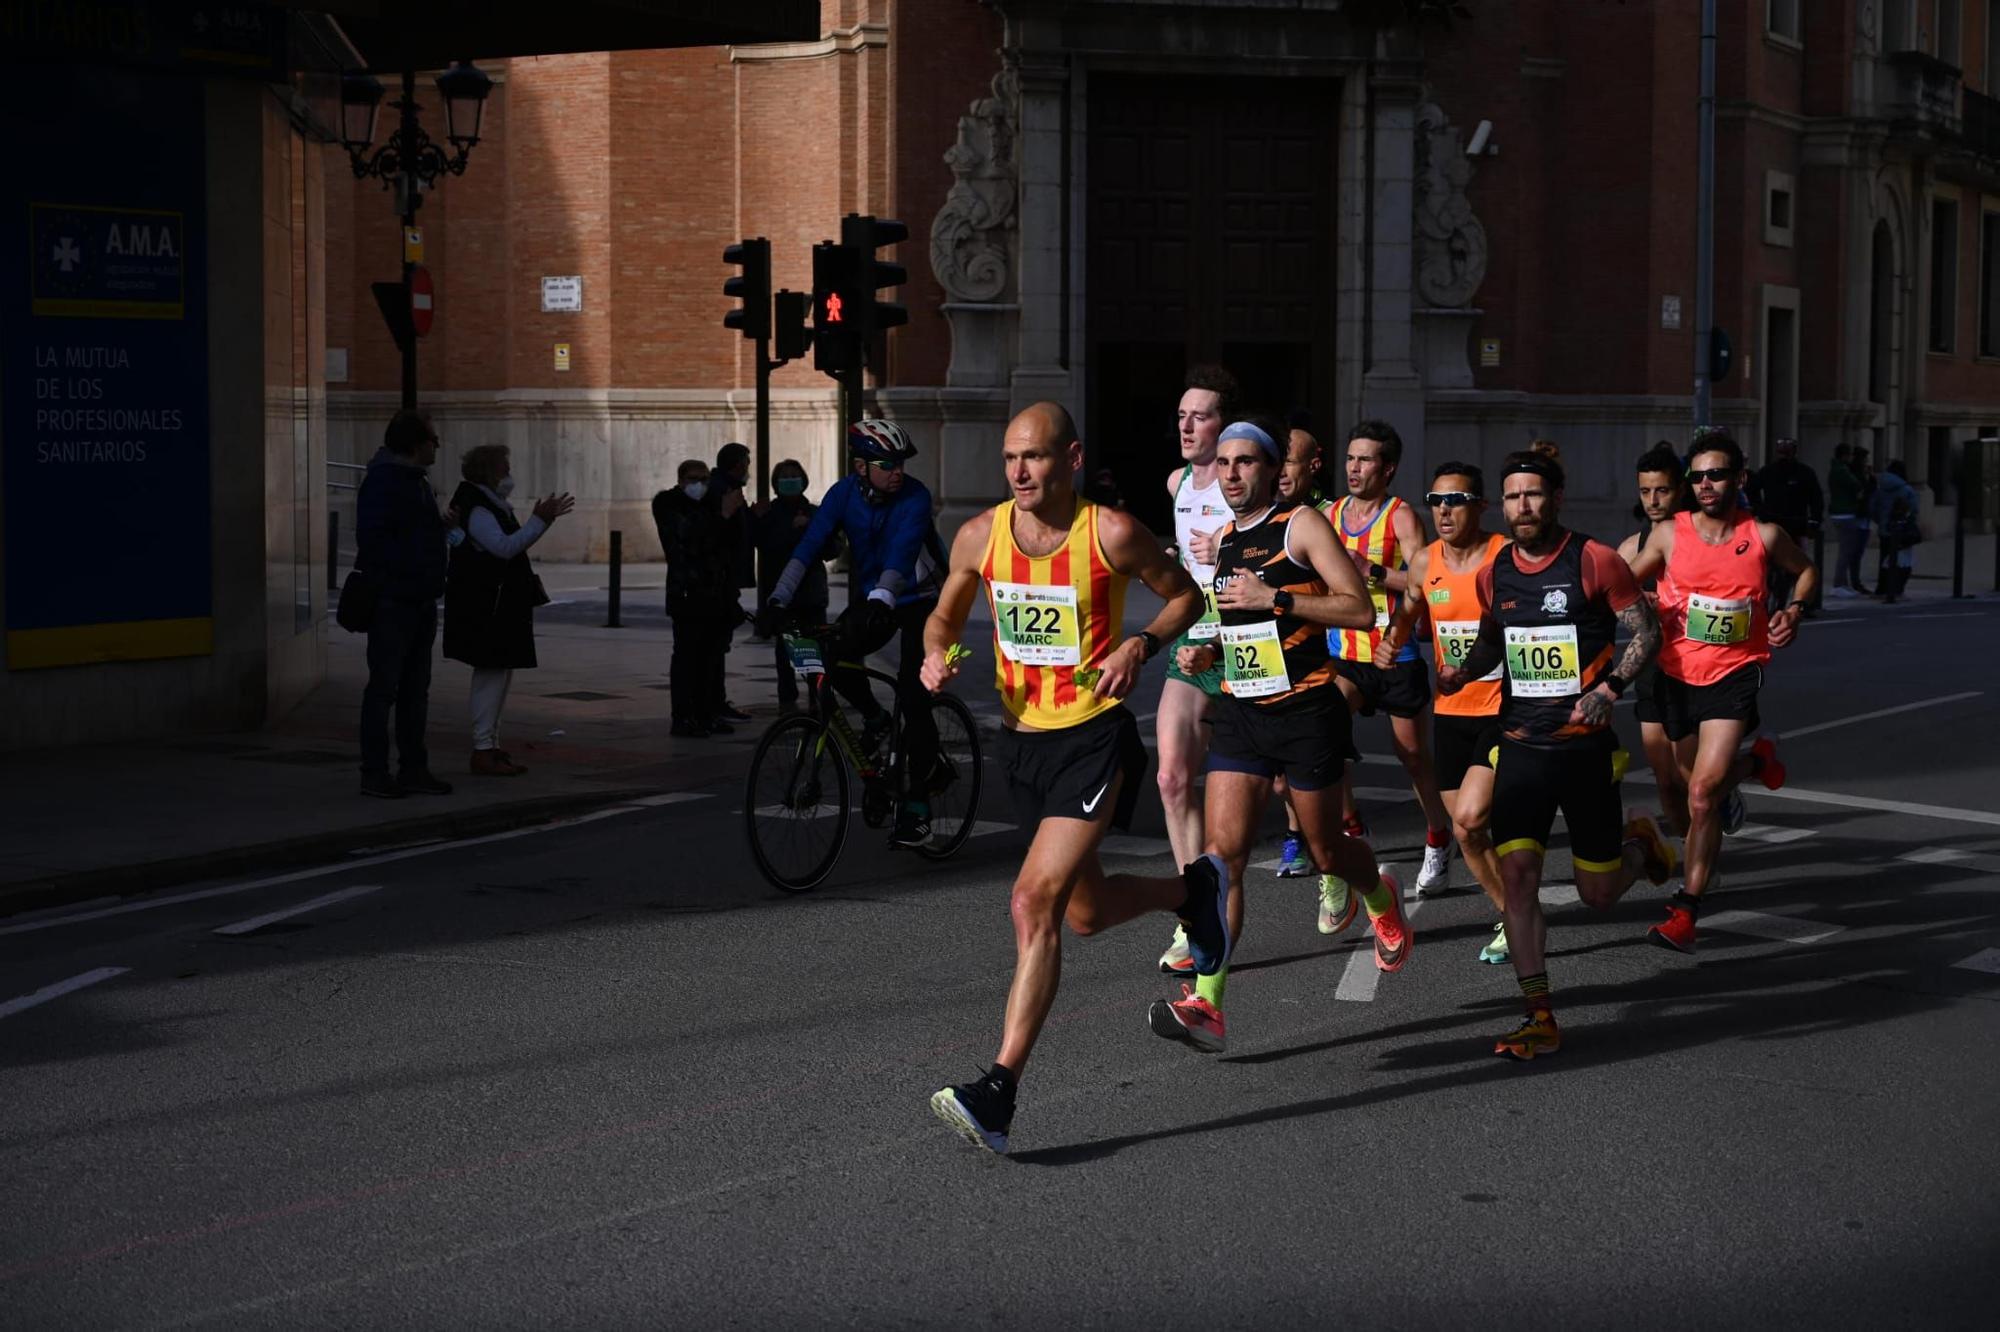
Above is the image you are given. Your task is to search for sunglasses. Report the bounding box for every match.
[865,457,904,472]
[1424,491,1481,508]
[1687,466,1738,483]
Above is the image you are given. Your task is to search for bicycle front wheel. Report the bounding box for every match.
[745,714,850,892]
[915,692,982,861]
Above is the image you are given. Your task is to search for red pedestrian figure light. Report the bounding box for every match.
[824,292,844,323]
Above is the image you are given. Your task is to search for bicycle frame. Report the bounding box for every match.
[785,633,898,785]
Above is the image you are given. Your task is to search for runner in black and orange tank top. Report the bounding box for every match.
[1143,417,1407,1057]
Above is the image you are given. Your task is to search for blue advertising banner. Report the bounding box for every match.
[1,67,211,669]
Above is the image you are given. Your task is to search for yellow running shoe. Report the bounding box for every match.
[1493,1008,1561,1061]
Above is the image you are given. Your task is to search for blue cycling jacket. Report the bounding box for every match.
[774,473,944,609]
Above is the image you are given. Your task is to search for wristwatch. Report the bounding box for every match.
[1271,589,1295,616]
[1785,599,1808,612]
[1602,673,1631,697]
[1136,629,1162,661]
[1368,562,1387,583]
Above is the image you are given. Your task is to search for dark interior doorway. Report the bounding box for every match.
[1086,73,1339,532]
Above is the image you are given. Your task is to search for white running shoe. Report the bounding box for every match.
[1158,924,1194,975]
[1416,840,1454,897]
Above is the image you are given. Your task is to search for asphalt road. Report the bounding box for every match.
[3,596,1998,1328]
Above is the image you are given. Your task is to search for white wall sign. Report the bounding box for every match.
[541,276,584,313]
[326,347,349,384]
[1661,295,1683,330]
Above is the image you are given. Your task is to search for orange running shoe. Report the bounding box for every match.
[1647,903,1698,953]
[1750,735,1787,790]
[1148,984,1226,1053]
[1623,813,1677,886]
[1367,871,1412,972]
[1494,1008,1561,1061]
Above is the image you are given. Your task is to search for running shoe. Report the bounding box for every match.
[1493,1009,1561,1061]
[1342,814,1370,841]
[1148,984,1226,1053]
[1367,870,1412,972]
[930,1072,1015,1154]
[1479,921,1510,965]
[1647,903,1699,954]
[1317,874,1358,936]
[890,801,931,849]
[1750,734,1787,790]
[1623,812,1677,886]
[1178,853,1232,975]
[1275,833,1310,879]
[1158,925,1195,977]
[1720,787,1748,836]
[1416,838,1454,897]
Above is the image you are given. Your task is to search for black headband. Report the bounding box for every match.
[1503,458,1562,485]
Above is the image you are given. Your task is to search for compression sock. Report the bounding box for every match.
[1426,826,1450,849]
[1195,966,1229,1010]
[1518,971,1552,1011]
[1359,876,1396,919]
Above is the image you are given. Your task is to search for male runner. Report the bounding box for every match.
[1327,422,1454,893]
[1627,429,1812,953]
[922,402,1220,1154]
[1156,366,1236,975]
[1147,418,1408,1053]
[1617,443,1704,837]
[763,419,946,847]
[1438,444,1676,1060]
[1268,425,1332,879]
[1380,462,1511,962]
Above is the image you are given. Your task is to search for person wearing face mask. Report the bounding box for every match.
[653,458,735,736]
[753,460,831,712]
[444,444,575,774]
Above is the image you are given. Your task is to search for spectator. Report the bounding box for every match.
[711,442,755,723]
[654,460,733,736]
[753,459,831,712]
[1870,458,1922,603]
[1827,443,1870,597]
[355,410,456,799]
[1750,437,1823,608]
[443,445,573,775]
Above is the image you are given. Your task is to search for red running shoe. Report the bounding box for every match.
[1367,871,1412,972]
[1647,903,1698,954]
[1148,984,1226,1053]
[1750,735,1786,790]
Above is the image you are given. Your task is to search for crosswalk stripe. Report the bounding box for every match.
[1335,896,1424,1002]
[1700,909,1843,945]
[1899,847,2000,874]
[1951,948,2000,974]
[1100,834,1171,858]
[1732,822,1816,845]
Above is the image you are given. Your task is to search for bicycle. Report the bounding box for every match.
[744,630,982,892]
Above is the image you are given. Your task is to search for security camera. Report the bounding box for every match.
[1466,120,1493,157]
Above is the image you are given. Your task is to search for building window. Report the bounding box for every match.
[1981,208,2000,357]
[1931,196,1960,354]
[1939,0,1963,66]
[1767,0,1801,42]
[1884,0,1912,50]
[1765,171,1797,247]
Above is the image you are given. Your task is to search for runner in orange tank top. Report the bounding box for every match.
[919,401,1211,1155]
[1381,461,1511,962]
[1626,428,1817,954]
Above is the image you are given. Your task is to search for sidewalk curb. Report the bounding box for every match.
[0,787,660,921]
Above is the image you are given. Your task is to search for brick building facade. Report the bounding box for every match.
[326,0,2000,556]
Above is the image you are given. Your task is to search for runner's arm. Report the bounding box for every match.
[1760,521,1818,648]
[920,512,993,692]
[1096,506,1202,701]
[1569,542,1658,729]
[1379,543,1431,653]
[1381,501,1427,595]
[1250,503,1381,632]
[1624,518,1674,584]
[1438,562,1502,691]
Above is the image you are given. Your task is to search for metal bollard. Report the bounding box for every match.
[328,510,340,592]
[606,529,623,628]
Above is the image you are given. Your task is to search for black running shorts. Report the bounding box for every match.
[1633,661,1664,726]
[1206,686,1355,792]
[1490,732,1626,872]
[1433,711,1502,791]
[999,706,1147,829]
[1331,656,1432,719]
[1657,663,1763,742]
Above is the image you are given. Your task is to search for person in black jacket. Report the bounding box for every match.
[753,459,832,712]
[355,410,457,798]
[444,444,574,775]
[653,459,738,736]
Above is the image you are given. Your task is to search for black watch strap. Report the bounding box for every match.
[1137,629,1162,661]
[1602,673,1631,697]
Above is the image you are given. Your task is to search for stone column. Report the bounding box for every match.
[1363,66,1426,484]
[1008,50,1075,417]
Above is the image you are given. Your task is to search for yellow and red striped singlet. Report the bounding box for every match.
[980,499,1126,730]
[1328,495,1420,664]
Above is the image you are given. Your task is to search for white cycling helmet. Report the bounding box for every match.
[848,418,918,464]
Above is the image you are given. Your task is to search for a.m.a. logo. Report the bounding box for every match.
[1541,587,1569,615]
[104,222,178,257]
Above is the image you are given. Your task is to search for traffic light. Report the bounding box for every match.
[723,237,771,341]
[773,289,812,363]
[1709,327,1733,383]
[812,239,859,374]
[840,213,909,338]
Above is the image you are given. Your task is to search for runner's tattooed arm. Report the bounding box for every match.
[1569,595,1661,728]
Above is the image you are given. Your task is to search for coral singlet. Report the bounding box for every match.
[1423,533,1508,718]
[980,498,1126,730]
[1656,510,1771,686]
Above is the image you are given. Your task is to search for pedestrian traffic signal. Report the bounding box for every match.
[1709,326,1733,383]
[724,237,771,341]
[774,289,813,363]
[812,239,859,374]
[841,213,909,338]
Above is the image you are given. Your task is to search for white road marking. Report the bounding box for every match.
[1739,785,2000,828]
[1898,846,2000,874]
[0,796,712,938]
[1540,882,1580,907]
[1334,894,1423,1002]
[750,805,839,820]
[624,792,714,808]
[1951,948,2000,974]
[1732,822,1817,845]
[212,884,385,936]
[1700,909,1843,945]
[1776,691,1982,740]
[1101,834,1171,858]
[966,820,1017,839]
[0,967,128,1020]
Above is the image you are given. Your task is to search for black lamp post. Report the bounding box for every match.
[340,62,494,409]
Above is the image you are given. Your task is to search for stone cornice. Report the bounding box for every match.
[728,21,886,63]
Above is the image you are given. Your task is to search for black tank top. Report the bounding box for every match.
[1489,529,1619,744]
[1213,504,1333,704]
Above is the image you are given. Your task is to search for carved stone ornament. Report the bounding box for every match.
[930,67,1019,303]
[1414,97,1488,309]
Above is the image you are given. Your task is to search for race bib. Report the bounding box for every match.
[1503,624,1582,698]
[991,581,1081,666]
[1683,593,1752,645]
[1220,620,1291,699]
[1436,620,1502,681]
[1188,578,1222,641]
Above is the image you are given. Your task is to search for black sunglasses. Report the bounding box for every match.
[1687,466,1737,483]
[1424,491,1481,508]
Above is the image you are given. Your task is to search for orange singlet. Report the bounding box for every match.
[979,498,1126,730]
[1423,533,1508,717]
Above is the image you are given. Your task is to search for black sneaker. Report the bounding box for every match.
[929,1072,1015,1154]
[669,717,712,738]
[1177,853,1232,975]
[397,770,454,796]
[359,773,406,799]
[718,701,753,723]
[705,717,736,736]
[890,802,931,850]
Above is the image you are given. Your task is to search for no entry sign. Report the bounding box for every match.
[410,264,434,337]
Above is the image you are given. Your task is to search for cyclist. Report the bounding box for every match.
[762,419,947,849]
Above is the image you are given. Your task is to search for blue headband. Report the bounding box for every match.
[1218,421,1280,462]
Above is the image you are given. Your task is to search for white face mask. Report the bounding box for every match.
[494,477,516,500]
[684,481,708,502]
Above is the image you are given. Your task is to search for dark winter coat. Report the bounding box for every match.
[653,486,737,610]
[355,447,448,602]
[443,482,541,669]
